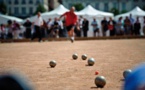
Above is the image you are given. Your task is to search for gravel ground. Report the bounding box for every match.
[0,39,145,90]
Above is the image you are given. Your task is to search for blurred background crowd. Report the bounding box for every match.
[0,0,145,40]
[0,14,145,40]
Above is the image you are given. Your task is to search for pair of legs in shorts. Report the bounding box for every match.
[53,27,59,38]
[66,25,75,43]
[94,28,99,37]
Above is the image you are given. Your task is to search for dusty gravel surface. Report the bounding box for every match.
[0,39,145,90]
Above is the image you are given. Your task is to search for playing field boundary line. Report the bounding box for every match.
[0,36,145,43]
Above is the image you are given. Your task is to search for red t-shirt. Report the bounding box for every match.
[108,25,114,30]
[62,11,77,26]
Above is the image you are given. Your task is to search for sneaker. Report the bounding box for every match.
[70,38,74,43]
[39,40,43,42]
[56,35,59,38]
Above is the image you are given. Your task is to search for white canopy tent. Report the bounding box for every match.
[0,14,25,39]
[28,4,69,22]
[41,4,69,20]
[42,5,69,16]
[77,5,113,17]
[0,14,23,24]
[115,6,145,19]
[76,5,114,37]
[115,6,145,35]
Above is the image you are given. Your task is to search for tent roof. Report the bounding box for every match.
[115,6,145,19]
[77,5,113,17]
[0,14,23,24]
[28,4,69,22]
[42,4,69,16]
[28,5,114,22]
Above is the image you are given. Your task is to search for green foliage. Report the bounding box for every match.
[110,8,119,16]
[120,10,128,14]
[0,2,7,14]
[73,3,84,11]
[34,4,47,15]
[142,5,145,11]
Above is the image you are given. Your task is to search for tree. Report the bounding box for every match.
[73,3,84,11]
[48,0,54,11]
[34,4,47,15]
[110,8,119,16]
[58,0,62,4]
[120,10,128,14]
[0,2,7,14]
[142,5,145,11]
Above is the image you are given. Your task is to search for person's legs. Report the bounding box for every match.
[38,27,42,42]
[70,28,74,36]
[124,26,128,35]
[83,30,88,37]
[66,25,75,43]
[94,30,96,37]
[13,30,17,39]
[110,29,115,36]
[56,30,59,38]
[31,25,39,41]
[94,29,99,37]
[25,29,29,38]
[64,27,68,37]
[102,30,105,36]
[69,27,75,43]
[31,32,35,41]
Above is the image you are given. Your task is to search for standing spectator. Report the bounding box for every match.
[124,16,131,35]
[74,21,81,37]
[62,18,68,37]
[0,24,6,39]
[46,18,53,37]
[78,16,83,37]
[31,12,43,42]
[115,17,124,35]
[101,17,108,36]
[7,20,13,39]
[91,18,99,37]
[134,17,141,35]
[143,16,145,36]
[59,6,78,43]
[23,19,32,38]
[82,18,89,37]
[108,17,116,36]
[41,20,48,38]
[74,18,82,37]
[58,19,64,37]
[52,17,60,38]
[129,14,135,35]
[12,20,20,39]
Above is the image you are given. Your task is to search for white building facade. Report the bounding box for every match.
[133,0,145,8]
[62,0,144,12]
[2,0,47,18]
[0,0,145,18]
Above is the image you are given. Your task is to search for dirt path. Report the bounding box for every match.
[0,39,145,90]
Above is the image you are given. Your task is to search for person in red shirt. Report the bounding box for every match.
[59,6,77,43]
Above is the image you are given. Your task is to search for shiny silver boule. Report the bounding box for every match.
[82,54,87,60]
[95,76,106,88]
[72,53,78,60]
[49,60,57,68]
[88,58,95,66]
[123,69,132,79]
